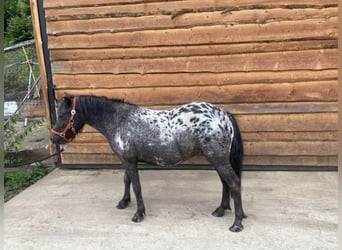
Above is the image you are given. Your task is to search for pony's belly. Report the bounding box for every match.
[150,156,183,167]
[137,143,184,167]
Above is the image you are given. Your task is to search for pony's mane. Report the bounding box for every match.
[81,95,135,106]
[76,95,137,118]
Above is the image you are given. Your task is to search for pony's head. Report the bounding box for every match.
[50,94,85,144]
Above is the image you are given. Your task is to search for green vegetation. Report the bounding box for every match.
[4,0,38,97]
[4,113,45,166]
[4,0,49,202]
[4,0,42,167]
[5,0,33,46]
[5,165,49,201]
[4,116,50,202]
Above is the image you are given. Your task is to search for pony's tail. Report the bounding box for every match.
[228,113,244,179]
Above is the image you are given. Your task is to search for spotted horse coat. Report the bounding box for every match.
[51,95,246,232]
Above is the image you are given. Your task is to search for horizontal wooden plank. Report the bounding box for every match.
[71,130,338,143]
[60,153,338,166]
[75,111,337,133]
[49,40,338,61]
[242,131,337,141]
[46,8,337,34]
[45,0,338,19]
[44,0,172,8]
[54,81,338,105]
[55,101,334,122]
[47,17,338,48]
[246,141,337,156]
[53,96,338,115]
[52,70,338,89]
[55,112,338,133]
[238,113,337,132]
[218,102,338,114]
[245,156,337,166]
[61,140,337,156]
[51,49,338,74]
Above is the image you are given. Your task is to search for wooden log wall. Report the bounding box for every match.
[36,0,338,167]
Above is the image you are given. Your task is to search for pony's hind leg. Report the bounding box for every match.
[116,170,131,209]
[215,164,245,232]
[212,174,231,217]
[202,142,246,232]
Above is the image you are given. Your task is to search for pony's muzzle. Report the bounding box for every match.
[50,133,66,145]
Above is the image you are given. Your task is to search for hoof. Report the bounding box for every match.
[132,212,145,223]
[116,200,130,209]
[229,224,243,233]
[212,207,226,217]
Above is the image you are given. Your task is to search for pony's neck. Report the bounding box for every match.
[78,95,132,137]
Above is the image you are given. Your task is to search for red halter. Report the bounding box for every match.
[51,97,78,143]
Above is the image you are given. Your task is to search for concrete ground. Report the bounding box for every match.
[4,169,338,250]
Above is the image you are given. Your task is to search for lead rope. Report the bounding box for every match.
[4,148,64,168]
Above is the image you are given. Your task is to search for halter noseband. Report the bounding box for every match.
[51,97,78,143]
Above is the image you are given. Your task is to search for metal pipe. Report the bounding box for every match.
[37,0,62,166]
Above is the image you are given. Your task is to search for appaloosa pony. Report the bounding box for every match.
[51,94,247,232]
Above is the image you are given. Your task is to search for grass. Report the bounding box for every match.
[4,164,50,202]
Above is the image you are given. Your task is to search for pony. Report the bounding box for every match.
[51,94,247,232]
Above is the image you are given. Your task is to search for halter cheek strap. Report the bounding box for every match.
[51,97,78,143]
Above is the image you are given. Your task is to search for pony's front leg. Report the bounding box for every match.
[116,170,131,209]
[124,161,146,222]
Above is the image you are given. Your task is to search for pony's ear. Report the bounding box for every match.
[63,93,74,107]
